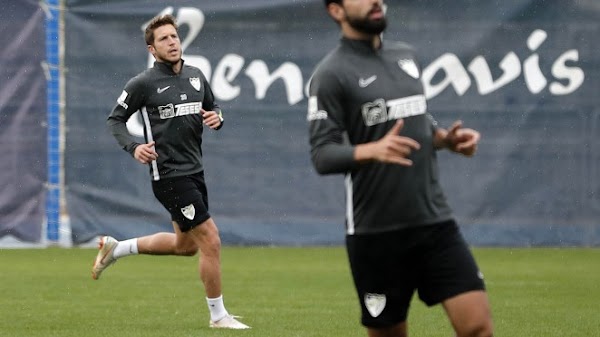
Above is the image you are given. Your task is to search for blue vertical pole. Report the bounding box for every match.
[46,0,61,243]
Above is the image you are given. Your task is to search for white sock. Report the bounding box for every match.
[206,295,229,322]
[112,238,138,259]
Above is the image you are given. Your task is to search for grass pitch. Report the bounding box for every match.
[0,247,598,336]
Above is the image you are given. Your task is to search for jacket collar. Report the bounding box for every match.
[153,59,185,75]
[340,36,382,54]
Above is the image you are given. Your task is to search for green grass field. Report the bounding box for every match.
[0,247,598,337]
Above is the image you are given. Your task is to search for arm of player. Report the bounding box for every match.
[433,120,480,156]
[354,120,421,166]
[310,120,421,174]
[201,75,224,130]
[107,79,147,158]
[309,70,420,173]
[133,141,158,164]
[201,109,223,130]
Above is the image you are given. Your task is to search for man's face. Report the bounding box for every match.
[148,24,182,63]
[342,0,387,35]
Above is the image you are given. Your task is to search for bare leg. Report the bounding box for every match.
[134,219,221,297]
[183,218,250,328]
[103,219,247,328]
[136,223,198,256]
[367,322,407,337]
[186,218,222,298]
[442,290,493,337]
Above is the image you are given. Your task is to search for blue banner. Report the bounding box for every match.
[64,0,599,246]
[0,1,47,243]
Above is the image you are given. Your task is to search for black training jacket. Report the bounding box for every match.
[108,60,221,181]
[308,37,453,235]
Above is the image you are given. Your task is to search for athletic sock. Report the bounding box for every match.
[206,295,229,322]
[112,238,138,259]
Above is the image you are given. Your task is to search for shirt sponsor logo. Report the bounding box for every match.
[117,90,129,109]
[158,102,202,119]
[387,95,427,120]
[306,96,328,121]
[361,98,388,126]
[361,95,426,126]
[158,103,175,119]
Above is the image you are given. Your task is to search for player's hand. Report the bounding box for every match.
[360,120,421,166]
[134,141,158,164]
[201,109,222,129]
[444,120,480,156]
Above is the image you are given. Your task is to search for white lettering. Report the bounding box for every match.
[423,29,584,99]
[176,7,204,51]
[175,102,202,116]
[386,95,427,120]
[166,9,585,102]
[212,54,244,101]
[550,50,585,96]
[246,60,304,105]
[422,53,472,99]
[523,29,548,94]
[127,7,586,134]
[468,53,521,95]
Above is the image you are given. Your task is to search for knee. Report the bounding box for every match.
[199,231,221,257]
[463,320,493,337]
[175,244,198,256]
[204,233,221,255]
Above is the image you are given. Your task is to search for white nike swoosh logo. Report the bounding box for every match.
[358,75,377,88]
[157,86,170,93]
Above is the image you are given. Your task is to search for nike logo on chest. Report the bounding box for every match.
[157,86,171,94]
[358,75,377,88]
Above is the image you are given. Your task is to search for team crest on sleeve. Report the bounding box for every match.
[307,96,328,121]
[189,77,201,91]
[117,90,129,109]
[398,59,420,79]
[364,293,386,318]
[181,204,196,220]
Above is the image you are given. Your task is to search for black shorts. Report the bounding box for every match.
[151,171,211,232]
[346,220,485,328]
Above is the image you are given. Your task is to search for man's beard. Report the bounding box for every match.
[346,14,387,35]
[157,51,181,64]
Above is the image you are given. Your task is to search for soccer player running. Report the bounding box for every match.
[92,14,249,330]
[308,1,493,337]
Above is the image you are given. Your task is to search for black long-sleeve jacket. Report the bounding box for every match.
[308,38,453,235]
[108,60,221,181]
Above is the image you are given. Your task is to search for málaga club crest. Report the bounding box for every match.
[189,77,201,91]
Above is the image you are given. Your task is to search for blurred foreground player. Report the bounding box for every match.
[308,1,493,336]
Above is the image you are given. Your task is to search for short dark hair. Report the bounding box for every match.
[324,0,342,6]
[144,14,178,45]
